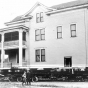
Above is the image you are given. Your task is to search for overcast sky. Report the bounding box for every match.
[0,0,75,28]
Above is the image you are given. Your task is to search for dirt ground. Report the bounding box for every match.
[0,82,88,88]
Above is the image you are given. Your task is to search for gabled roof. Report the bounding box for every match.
[23,2,54,17]
[5,2,54,25]
[51,0,88,10]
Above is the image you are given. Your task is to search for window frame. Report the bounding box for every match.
[4,31,19,42]
[70,24,76,37]
[35,28,45,41]
[40,12,43,22]
[36,13,40,23]
[35,29,40,41]
[23,32,26,41]
[57,26,62,39]
[36,12,44,23]
[40,28,45,40]
[0,34,1,42]
[35,49,45,62]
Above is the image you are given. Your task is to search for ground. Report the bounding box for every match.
[0,82,88,88]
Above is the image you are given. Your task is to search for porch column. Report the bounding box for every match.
[19,29,23,67]
[1,33,4,68]
[25,31,30,66]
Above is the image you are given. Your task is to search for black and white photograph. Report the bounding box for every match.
[0,0,88,88]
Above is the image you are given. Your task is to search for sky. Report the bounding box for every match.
[0,0,76,28]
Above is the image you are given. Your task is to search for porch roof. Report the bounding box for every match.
[0,25,29,32]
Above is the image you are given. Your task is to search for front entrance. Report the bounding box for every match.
[64,56,72,67]
[5,49,26,67]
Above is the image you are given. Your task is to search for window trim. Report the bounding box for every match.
[40,12,43,22]
[70,24,76,37]
[36,12,44,23]
[35,29,40,41]
[35,49,45,62]
[57,26,62,39]
[40,28,45,40]
[4,31,19,42]
[35,28,45,41]
[36,13,40,23]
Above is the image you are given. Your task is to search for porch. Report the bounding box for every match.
[0,25,29,68]
[0,48,27,68]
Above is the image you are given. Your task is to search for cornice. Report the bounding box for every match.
[46,4,88,15]
[5,16,33,26]
[0,25,29,32]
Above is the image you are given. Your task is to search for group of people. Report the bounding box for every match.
[22,69,31,85]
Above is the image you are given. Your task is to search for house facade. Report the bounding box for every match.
[0,0,88,69]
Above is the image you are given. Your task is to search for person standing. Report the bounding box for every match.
[22,71,27,85]
[26,69,31,85]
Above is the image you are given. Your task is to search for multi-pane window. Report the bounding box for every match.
[71,24,76,37]
[41,29,45,40]
[36,12,44,23]
[4,31,19,42]
[36,49,40,62]
[35,29,40,41]
[57,26,62,38]
[23,32,26,41]
[35,29,45,41]
[40,12,43,22]
[41,49,45,62]
[35,49,45,62]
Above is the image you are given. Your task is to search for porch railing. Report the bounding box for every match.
[22,61,27,66]
[4,40,19,47]
[3,62,12,68]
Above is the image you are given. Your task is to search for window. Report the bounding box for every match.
[64,56,72,67]
[35,29,45,41]
[57,26,62,38]
[4,31,19,42]
[41,49,45,62]
[41,29,45,40]
[40,12,43,22]
[36,12,43,23]
[71,24,76,37]
[35,49,45,62]
[0,34,1,42]
[23,32,26,41]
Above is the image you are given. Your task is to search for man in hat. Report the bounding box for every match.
[26,69,31,85]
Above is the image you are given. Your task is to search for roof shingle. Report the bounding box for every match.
[51,0,88,10]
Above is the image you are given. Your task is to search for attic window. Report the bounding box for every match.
[36,12,44,23]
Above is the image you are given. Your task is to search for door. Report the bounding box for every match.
[64,56,72,67]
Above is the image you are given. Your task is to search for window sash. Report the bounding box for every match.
[35,49,45,62]
[35,30,40,41]
[4,31,19,41]
[40,29,45,40]
[40,12,43,22]
[57,26,62,38]
[71,24,76,37]
[35,29,45,41]
[23,32,26,41]
[36,13,40,23]
[36,49,40,62]
[0,34,1,42]
[71,30,76,37]
[41,49,45,62]
[57,33,62,38]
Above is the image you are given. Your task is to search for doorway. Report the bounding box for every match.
[64,56,72,67]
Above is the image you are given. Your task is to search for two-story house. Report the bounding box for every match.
[0,0,88,70]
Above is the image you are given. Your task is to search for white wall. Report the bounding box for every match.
[27,6,87,68]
